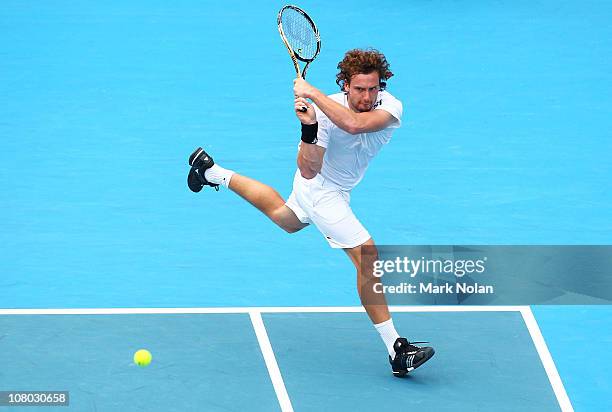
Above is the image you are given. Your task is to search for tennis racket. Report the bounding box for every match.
[278,5,321,111]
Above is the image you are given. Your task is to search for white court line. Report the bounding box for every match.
[249,311,294,412]
[520,307,574,412]
[0,305,572,411]
[0,305,524,315]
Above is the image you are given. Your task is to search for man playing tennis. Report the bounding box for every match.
[187,48,434,376]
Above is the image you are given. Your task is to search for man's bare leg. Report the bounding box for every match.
[344,238,391,324]
[228,174,307,233]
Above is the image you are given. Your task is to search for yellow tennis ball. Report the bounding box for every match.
[134,349,152,367]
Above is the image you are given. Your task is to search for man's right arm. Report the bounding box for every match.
[294,97,326,179]
[297,142,325,179]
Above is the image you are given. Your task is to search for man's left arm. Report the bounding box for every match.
[294,78,397,135]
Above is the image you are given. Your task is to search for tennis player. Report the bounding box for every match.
[187,49,434,376]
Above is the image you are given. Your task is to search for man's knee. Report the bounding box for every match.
[270,208,306,234]
[360,239,379,264]
[345,238,378,272]
[359,243,380,281]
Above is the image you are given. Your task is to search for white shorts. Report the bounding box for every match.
[285,170,371,249]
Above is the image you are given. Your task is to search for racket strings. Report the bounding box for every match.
[281,9,317,60]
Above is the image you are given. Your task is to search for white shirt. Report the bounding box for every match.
[312,90,403,191]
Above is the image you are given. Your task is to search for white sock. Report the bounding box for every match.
[374,318,400,357]
[204,164,234,188]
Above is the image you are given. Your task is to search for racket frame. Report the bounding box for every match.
[277,4,321,79]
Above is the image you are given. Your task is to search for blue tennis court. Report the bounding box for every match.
[1,1,611,411]
[0,307,571,411]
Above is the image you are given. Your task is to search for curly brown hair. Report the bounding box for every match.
[335,48,393,91]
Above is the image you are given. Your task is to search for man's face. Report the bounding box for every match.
[344,72,381,112]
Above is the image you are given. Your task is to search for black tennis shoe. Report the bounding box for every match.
[187,147,219,193]
[389,338,435,377]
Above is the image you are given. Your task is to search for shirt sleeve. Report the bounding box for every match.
[375,92,403,129]
[313,103,332,149]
